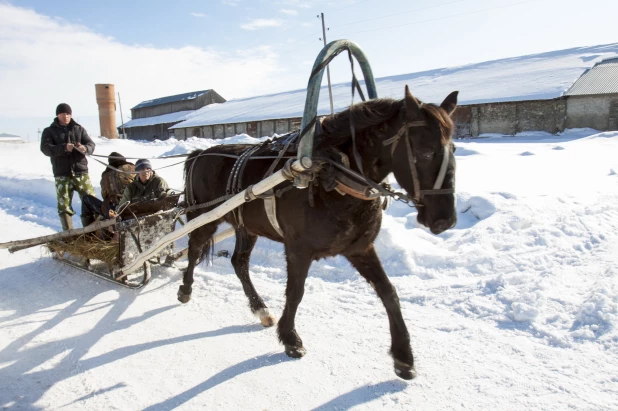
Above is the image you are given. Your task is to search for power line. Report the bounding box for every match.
[333,0,466,29]
[333,0,541,36]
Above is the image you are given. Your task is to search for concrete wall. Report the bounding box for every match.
[456,95,618,138]
[565,95,618,131]
[471,99,566,136]
[174,128,186,140]
[171,116,303,140]
[170,93,617,141]
[275,119,289,134]
[132,91,618,142]
[214,125,224,138]
[123,121,181,141]
[261,120,275,137]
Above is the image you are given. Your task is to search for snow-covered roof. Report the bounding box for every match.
[565,57,618,96]
[119,110,194,129]
[171,43,618,130]
[132,90,211,110]
[0,132,23,143]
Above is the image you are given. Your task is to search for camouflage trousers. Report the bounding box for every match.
[55,174,95,216]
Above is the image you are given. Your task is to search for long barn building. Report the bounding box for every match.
[120,43,618,141]
[119,90,225,141]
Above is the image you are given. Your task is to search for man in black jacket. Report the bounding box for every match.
[40,103,96,231]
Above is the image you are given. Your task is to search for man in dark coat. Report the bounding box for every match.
[40,103,96,231]
[118,159,169,206]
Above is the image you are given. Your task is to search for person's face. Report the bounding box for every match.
[57,113,71,126]
[138,168,152,183]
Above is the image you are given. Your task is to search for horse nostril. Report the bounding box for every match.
[430,219,451,234]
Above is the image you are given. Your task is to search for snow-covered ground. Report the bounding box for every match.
[1,129,617,410]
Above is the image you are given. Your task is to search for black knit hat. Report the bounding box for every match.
[56,103,72,115]
[135,159,152,172]
[108,152,130,168]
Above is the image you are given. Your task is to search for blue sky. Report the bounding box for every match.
[2,0,617,139]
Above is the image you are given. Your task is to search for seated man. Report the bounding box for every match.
[81,152,135,226]
[101,152,135,216]
[116,159,169,212]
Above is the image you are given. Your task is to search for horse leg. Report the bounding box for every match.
[231,232,276,327]
[345,245,416,380]
[177,223,218,304]
[278,247,312,358]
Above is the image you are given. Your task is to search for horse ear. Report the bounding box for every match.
[440,91,459,115]
[404,85,422,121]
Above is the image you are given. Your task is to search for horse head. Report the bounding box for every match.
[388,86,459,234]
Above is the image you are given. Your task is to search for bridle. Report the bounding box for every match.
[381,115,454,207]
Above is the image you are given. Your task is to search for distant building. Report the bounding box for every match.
[0,133,24,144]
[169,44,618,139]
[118,89,225,141]
[564,57,618,131]
[126,43,618,140]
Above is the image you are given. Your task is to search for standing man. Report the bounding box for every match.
[40,103,96,231]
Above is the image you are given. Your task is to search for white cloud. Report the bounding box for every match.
[0,4,286,136]
[279,9,298,15]
[190,12,207,18]
[240,19,283,30]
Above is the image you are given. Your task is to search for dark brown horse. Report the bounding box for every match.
[180,86,458,380]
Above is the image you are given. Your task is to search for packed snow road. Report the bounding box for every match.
[1,130,617,410]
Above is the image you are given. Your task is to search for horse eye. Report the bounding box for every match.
[418,150,434,160]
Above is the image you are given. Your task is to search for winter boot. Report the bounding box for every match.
[59,213,73,231]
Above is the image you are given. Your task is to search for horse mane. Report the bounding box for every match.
[317,97,454,149]
[421,103,454,146]
[317,98,403,148]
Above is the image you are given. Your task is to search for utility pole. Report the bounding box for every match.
[118,92,127,139]
[319,12,334,115]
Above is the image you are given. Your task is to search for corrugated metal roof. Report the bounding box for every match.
[565,58,618,96]
[132,90,211,110]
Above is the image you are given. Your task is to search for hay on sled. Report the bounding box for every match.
[46,234,119,265]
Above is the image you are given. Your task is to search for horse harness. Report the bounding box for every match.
[379,116,454,207]
[185,112,454,237]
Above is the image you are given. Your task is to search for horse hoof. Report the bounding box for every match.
[177,288,191,304]
[260,315,276,327]
[285,345,307,358]
[255,309,277,327]
[394,360,416,380]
